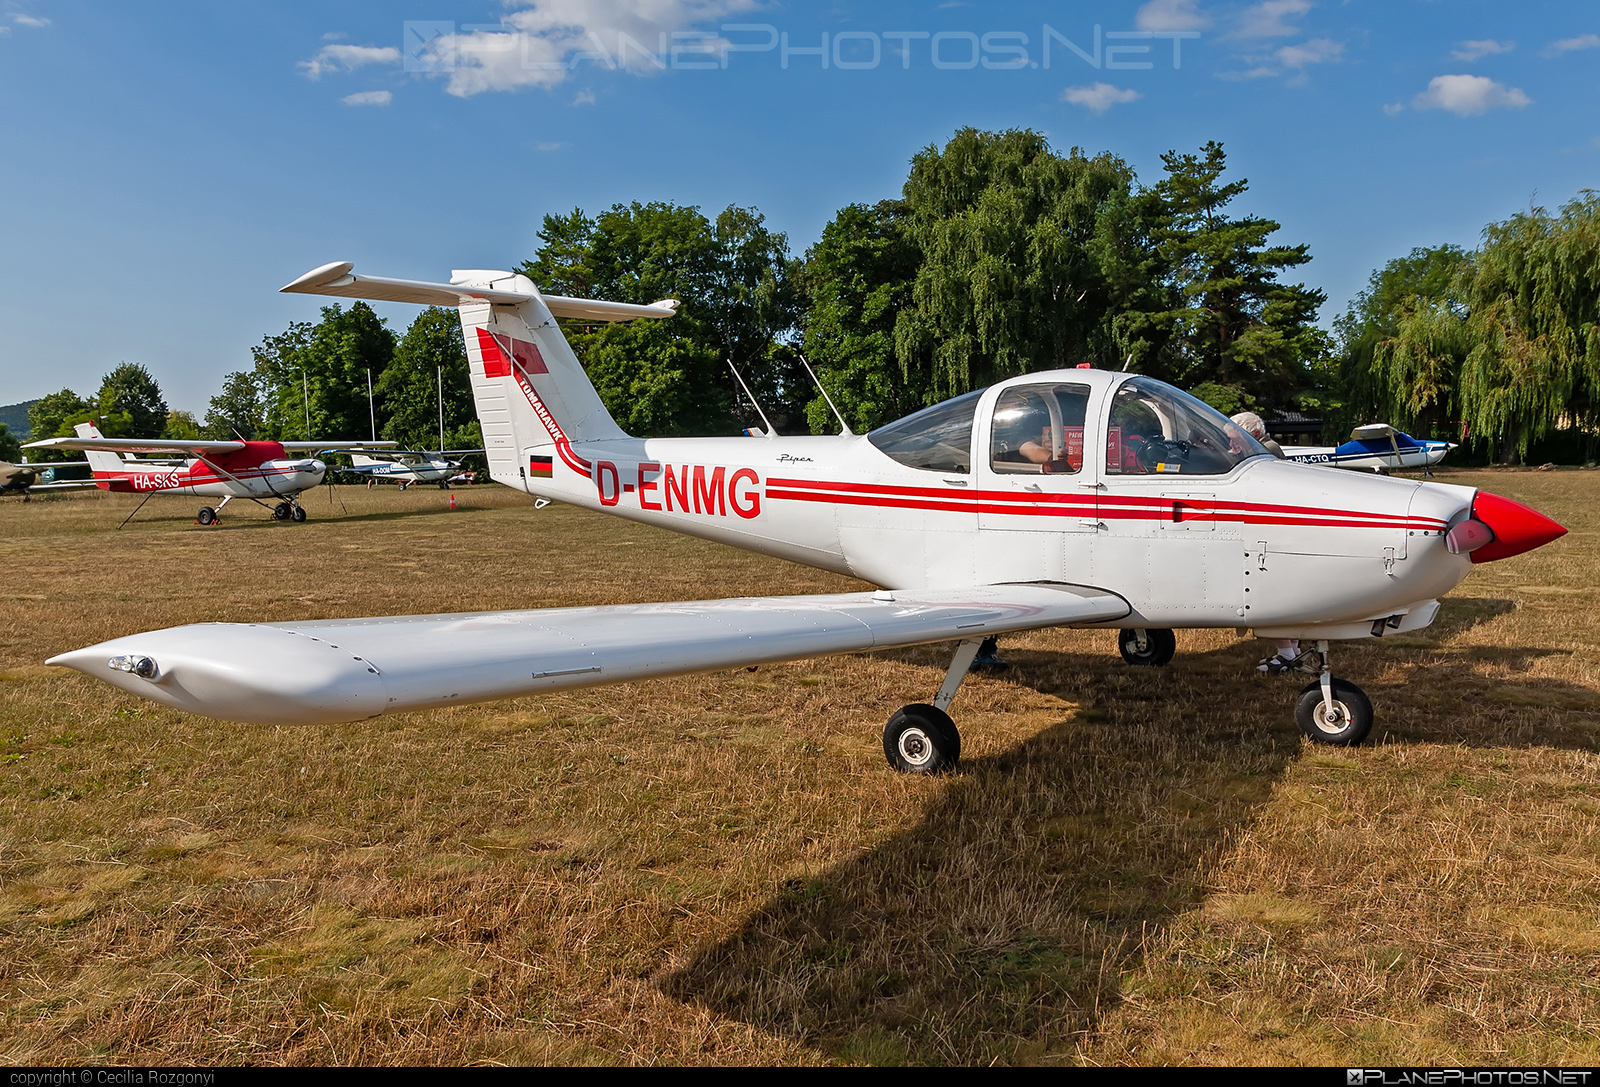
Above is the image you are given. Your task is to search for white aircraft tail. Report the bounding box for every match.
[73,423,126,475]
[280,262,678,489]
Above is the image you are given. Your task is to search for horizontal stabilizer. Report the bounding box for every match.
[281,261,679,322]
[49,584,1129,726]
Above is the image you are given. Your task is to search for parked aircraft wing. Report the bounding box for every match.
[49,584,1130,726]
[280,441,398,452]
[281,261,678,323]
[24,437,247,455]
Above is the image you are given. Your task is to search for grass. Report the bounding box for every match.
[0,470,1597,1065]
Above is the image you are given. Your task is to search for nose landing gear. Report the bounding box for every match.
[1294,640,1373,745]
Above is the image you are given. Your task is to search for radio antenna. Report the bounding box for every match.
[798,351,852,435]
[726,358,776,438]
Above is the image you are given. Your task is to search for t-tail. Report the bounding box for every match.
[280,262,676,492]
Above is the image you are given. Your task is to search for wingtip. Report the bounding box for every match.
[281,261,355,294]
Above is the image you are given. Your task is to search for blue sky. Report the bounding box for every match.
[1,0,1596,419]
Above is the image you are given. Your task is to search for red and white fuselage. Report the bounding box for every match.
[90,441,327,499]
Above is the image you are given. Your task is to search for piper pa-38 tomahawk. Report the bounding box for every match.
[1285,423,1457,475]
[24,422,394,524]
[48,261,1568,771]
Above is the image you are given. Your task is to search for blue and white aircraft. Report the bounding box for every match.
[1284,424,1456,475]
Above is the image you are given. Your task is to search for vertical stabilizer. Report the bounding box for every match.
[73,423,126,476]
[450,271,627,490]
[279,262,676,492]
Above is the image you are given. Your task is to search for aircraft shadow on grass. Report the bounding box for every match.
[660,594,1596,1063]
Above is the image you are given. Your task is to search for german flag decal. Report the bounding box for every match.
[529,455,553,479]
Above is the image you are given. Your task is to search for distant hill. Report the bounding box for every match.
[0,399,38,441]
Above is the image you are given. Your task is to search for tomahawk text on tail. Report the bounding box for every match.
[47,261,1569,771]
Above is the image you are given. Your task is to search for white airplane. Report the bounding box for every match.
[47,261,1567,771]
[24,422,395,524]
[343,450,479,489]
[1285,424,1456,475]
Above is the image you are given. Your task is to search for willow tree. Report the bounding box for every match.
[1375,192,1600,461]
[893,128,1139,400]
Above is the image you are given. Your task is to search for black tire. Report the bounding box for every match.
[197,507,215,525]
[290,506,308,523]
[1118,627,1176,667]
[1295,678,1374,746]
[883,703,960,774]
[273,502,292,520]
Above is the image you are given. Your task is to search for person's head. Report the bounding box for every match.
[1230,411,1267,441]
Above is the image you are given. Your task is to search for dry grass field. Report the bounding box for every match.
[1,470,1596,1066]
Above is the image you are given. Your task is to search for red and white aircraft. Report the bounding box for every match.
[24,422,394,524]
[48,262,1568,770]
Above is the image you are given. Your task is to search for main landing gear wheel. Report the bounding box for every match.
[273,501,292,520]
[196,507,216,525]
[290,505,307,523]
[883,703,960,774]
[1295,678,1373,746]
[1118,627,1176,667]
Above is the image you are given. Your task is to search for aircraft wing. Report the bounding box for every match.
[281,441,398,452]
[48,583,1130,726]
[23,437,246,455]
[24,480,101,491]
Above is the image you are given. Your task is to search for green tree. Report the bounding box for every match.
[799,200,929,432]
[521,201,800,435]
[162,410,203,441]
[1148,141,1328,409]
[378,307,474,451]
[894,128,1140,400]
[95,363,168,438]
[26,389,92,460]
[1333,244,1467,433]
[1376,192,1600,462]
[0,422,20,462]
[204,371,266,440]
[253,305,394,440]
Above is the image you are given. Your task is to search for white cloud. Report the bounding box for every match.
[1383,102,1404,116]
[341,90,392,106]
[536,141,565,151]
[1412,74,1532,116]
[1546,33,1600,56]
[1234,0,1312,39]
[1136,0,1209,32]
[301,44,402,80]
[1216,65,1277,81]
[1451,39,1513,61]
[572,89,596,105]
[1276,37,1341,68]
[11,13,50,27]
[424,0,760,97]
[1061,82,1142,114]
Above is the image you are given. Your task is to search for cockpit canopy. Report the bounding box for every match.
[1103,377,1266,475]
[866,375,1267,477]
[867,388,983,473]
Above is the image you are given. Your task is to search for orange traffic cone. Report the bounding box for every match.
[449,493,456,510]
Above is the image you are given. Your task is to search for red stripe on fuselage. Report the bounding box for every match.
[763,476,1447,531]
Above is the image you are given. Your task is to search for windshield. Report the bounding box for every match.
[867,389,984,473]
[1104,377,1267,475]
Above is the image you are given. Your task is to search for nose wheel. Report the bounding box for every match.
[1293,641,1373,745]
